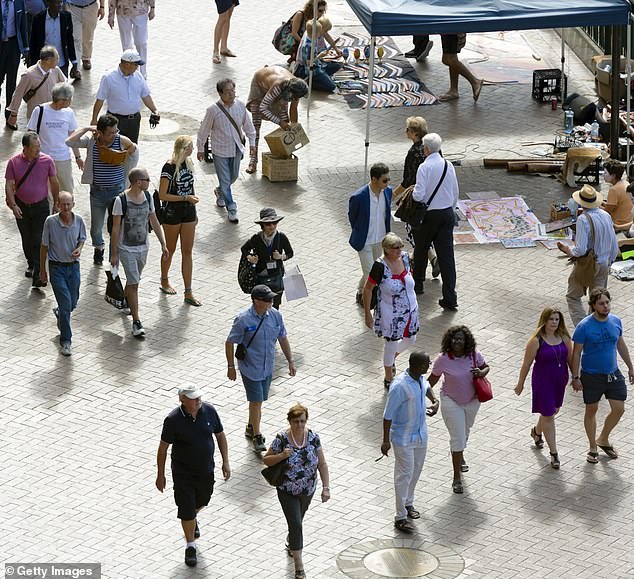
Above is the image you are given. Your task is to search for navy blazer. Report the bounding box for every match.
[348,184,392,251]
[28,9,76,67]
[0,0,29,54]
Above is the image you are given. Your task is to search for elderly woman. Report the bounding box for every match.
[263,403,330,579]
[241,207,294,309]
[601,160,633,232]
[428,325,489,494]
[515,307,572,469]
[158,135,201,306]
[246,66,308,173]
[363,233,419,388]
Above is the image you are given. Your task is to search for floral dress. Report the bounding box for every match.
[369,252,419,340]
[270,430,321,496]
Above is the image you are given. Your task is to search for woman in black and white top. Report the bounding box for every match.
[158,135,201,306]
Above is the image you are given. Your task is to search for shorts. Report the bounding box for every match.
[173,471,215,520]
[441,33,466,55]
[118,247,147,285]
[215,0,238,14]
[241,374,272,402]
[581,369,627,404]
[161,202,197,226]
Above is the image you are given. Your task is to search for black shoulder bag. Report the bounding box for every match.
[396,160,448,229]
[261,434,288,486]
[235,314,266,360]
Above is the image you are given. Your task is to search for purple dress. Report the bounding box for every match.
[531,338,569,416]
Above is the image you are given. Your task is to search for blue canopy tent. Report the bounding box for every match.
[343,0,633,172]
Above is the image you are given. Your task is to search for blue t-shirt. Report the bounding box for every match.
[572,314,622,374]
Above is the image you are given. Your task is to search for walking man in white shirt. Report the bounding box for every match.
[412,133,460,310]
[196,78,256,224]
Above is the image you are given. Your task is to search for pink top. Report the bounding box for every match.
[5,153,56,204]
[431,351,486,405]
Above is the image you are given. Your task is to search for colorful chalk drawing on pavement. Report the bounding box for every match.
[457,197,541,244]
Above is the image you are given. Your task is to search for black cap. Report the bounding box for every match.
[251,284,277,301]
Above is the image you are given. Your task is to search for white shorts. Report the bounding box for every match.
[119,247,147,285]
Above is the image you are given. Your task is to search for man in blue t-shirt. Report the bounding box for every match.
[571,288,634,464]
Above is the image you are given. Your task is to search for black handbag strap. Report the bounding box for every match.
[216,101,246,145]
[35,105,44,134]
[246,314,266,348]
[425,160,448,207]
[15,157,38,193]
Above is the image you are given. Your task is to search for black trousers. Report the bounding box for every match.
[0,36,21,118]
[15,198,50,278]
[277,488,313,551]
[413,207,457,305]
[412,35,430,53]
[109,111,141,143]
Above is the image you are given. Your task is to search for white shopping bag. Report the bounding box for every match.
[283,264,308,302]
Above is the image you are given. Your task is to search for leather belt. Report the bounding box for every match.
[68,0,98,7]
[108,111,141,119]
[49,261,78,267]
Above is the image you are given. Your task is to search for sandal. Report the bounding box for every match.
[384,378,392,389]
[550,452,560,469]
[394,518,415,533]
[212,53,221,64]
[530,426,544,449]
[452,480,464,494]
[405,505,420,519]
[597,444,618,459]
[246,158,257,174]
[159,279,177,295]
[295,571,306,579]
[220,49,237,57]
[586,451,599,464]
[184,291,202,307]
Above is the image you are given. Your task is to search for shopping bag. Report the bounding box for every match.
[105,266,128,309]
[282,264,308,302]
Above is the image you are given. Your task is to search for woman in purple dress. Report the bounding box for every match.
[515,307,572,469]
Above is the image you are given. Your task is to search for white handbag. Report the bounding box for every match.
[282,264,308,302]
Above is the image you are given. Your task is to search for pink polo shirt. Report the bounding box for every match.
[5,152,56,204]
[431,351,486,405]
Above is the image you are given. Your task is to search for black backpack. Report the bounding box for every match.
[106,191,153,235]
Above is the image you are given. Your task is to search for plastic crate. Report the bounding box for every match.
[532,69,567,102]
[574,156,602,185]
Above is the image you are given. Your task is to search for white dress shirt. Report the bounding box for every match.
[366,185,387,245]
[95,66,151,115]
[412,151,459,210]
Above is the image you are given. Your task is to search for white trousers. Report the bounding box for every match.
[117,14,148,77]
[67,2,99,62]
[357,241,382,292]
[383,335,416,366]
[54,159,74,194]
[392,443,427,520]
[440,394,480,452]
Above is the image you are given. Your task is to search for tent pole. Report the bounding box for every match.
[560,28,565,99]
[627,17,632,174]
[364,36,376,180]
[306,0,319,118]
[610,28,621,157]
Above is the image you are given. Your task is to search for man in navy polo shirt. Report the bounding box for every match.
[156,386,230,567]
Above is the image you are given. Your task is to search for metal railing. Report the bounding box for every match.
[581,25,629,55]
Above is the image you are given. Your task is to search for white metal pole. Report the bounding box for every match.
[364,36,376,180]
[306,0,319,118]
[627,17,632,172]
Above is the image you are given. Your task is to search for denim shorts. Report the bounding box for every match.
[241,374,272,402]
[581,369,627,404]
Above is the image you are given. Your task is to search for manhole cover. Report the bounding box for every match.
[363,548,439,577]
[137,112,200,142]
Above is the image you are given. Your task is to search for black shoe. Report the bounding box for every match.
[93,247,104,265]
[25,266,33,278]
[414,281,424,295]
[32,278,47,288]
[431,256,441,278]
[5,121,18,131]
[253,434,266,452]
[194,520,200,539]
[184,546,197,567]
[438,299,458,311]
[404,49,419,58]
[416,40,434,61]
[355,292,363,306]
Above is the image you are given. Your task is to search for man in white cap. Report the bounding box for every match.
[90,48,159,143]
[557,184,618,326]
[156,386,230,568]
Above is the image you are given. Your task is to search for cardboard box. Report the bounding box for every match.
[593,54,634,102]
[264,123,309,159]
[261,152,298,182]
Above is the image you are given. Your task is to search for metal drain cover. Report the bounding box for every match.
[363,548,439,577]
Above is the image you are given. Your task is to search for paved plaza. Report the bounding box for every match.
[1,2,634,578]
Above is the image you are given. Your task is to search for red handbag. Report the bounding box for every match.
[472,351,493,403]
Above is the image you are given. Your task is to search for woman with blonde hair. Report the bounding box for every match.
[158,135,201,306]
[515,307,572,468]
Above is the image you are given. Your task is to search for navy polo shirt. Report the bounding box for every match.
[160,402,223,476]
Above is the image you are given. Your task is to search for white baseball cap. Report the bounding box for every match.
[121,49,145,66]
[178,387,203,399]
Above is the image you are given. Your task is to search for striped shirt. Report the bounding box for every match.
[570,208,618,266]
[92,134,125,187]
[196,99,256,158]
[383,370,430,447]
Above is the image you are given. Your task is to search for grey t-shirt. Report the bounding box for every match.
[41,213,87,263]
[112,191,155,252]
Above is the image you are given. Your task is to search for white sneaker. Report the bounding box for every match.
[228,210,239,223]
[214,187,226,208]
[132,320,146,337]
[60,342,72,356]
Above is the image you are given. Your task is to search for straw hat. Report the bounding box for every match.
[572,184,603,209]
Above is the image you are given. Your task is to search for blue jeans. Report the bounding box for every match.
[214,149,241,211]
[90,183,123,248]
[49,262,81,344]
[296,61,341,93]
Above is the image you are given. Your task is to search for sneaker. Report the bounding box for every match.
[53,307,60,330]
[416,40,434,61]
[60,342,72,356]
[25,265,33,278]
[245,423,254,439]
[32,278,47,288]
[132,320,146,337]
[253,434,266,452]
[122,307,131,315]
[214,187,226,207]
[438,299,458,311]
[194,520,200,539]
[184,546,197,567]
[228,210,239,223]
[431,256,441,278]
[93,247,104,265]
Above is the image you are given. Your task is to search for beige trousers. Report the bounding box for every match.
[566,262,610,326]
[67,2,100,62]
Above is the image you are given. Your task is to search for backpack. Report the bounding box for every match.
[106,191,153,235]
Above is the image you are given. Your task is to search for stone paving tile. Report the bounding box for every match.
[1,1,633,578]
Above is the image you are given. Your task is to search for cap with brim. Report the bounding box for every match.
[255,207,284,224]
[121,49,145,66]
[572,184,603,209]
[178,387,203,399]
[251,284,277,301]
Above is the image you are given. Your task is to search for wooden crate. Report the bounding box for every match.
[261,153,298,182]
[550,203,571,222]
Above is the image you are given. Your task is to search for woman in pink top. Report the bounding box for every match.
[428,325,489,494]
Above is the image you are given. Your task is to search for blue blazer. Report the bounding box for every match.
[348,184,392,251]
[0,0,29,55]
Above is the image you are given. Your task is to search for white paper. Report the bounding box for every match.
[283,264,308,302]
